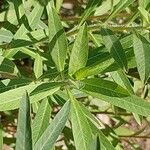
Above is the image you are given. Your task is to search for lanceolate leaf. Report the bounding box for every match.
[138,7,150,24]
[34,101,70,150]
[68,91,94,150]
[81,78,150,117]
[88,121,115,150]
[0,82,60,111]
[27,2,44,30]
[14,2,44,39]
[101,28,128,70]
[80,0,102,25]
[74,58,114,80]
[133,33,150,83]
[32,98,52,144]
[107,0,134,21]
[56,0,64,12]
[13,0,25,25]
[139,0,150,8]
[69,23,88,76]
[0,29,13,43]
[80,101,115,150]
[16,92,32,150]
[111,70,142,125]
[111,69,134,94]
[47,5,68,72]
[34,53,43,79]
[0,56,19,78]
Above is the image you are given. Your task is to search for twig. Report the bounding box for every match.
[91,110,132,116]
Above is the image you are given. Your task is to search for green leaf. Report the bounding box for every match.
[34,101,70,150]
[27,2,44,30]
[80,102,100,128]
[138,7,150,24]
[0,78,32,93]
[90,124,115,150]
[0,29,13,43]
[107,0,134,21]
[133,33,150,83]
[13,0,25,25]
[56,0,64,12]
[76,103,115,150]
[10,28,49,48]
[0,82,60,111]
[47,5,68,72]
[68,91,94,150]
[111,70,143,125]
[95,0,120,16]
[101,28,128,70]
[16,92,32,150]
[14,2,44,40]
[139,0,150,8]
[111,69,134,94]
[0,56,19,78]
[34,53,43,79]
[81,78,150,117]
[69,23,88,76]
[80,0,102,25]
[32,98,52,144]
[74,58,114,80]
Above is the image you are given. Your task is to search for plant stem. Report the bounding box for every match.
[119,135,150,139]
[91,110,132,116]
[61,13,131,22]
[66,24,150,36]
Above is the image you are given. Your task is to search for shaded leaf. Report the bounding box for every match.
[101,28,128,70]
[13,0,25,25]
[0,56,19,78]
[81,78,150,117]
[74,58,114,80]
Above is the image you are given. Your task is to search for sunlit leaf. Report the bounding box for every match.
[107,0,134,21]
[34,53,43,79]
[0,82,60,111]
[133,32,150,83]
[69,23,88,76]
[68,90,94,150]
[32,98,52,144]
[34,101,70,150]
[16,92,32,150]
[46,4,68,72]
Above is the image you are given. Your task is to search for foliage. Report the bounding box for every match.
[0,0,150,149]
